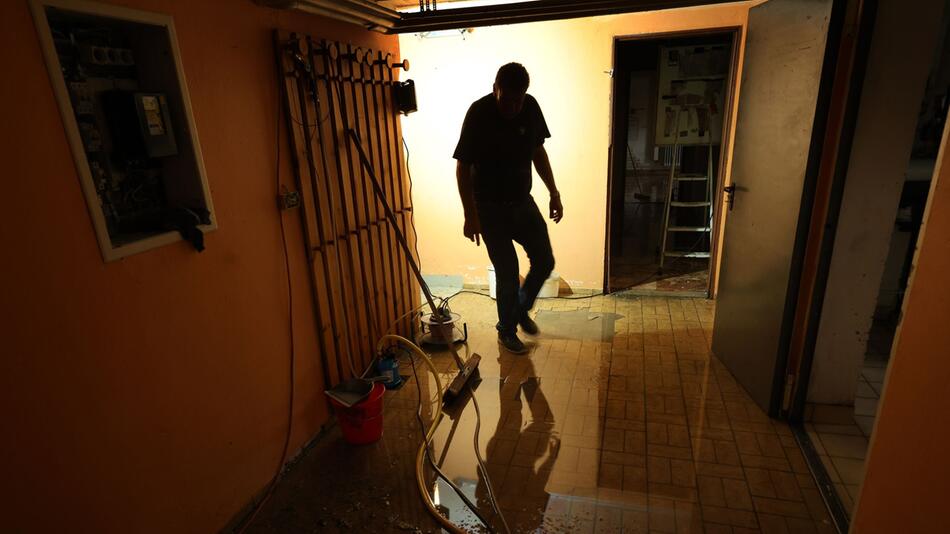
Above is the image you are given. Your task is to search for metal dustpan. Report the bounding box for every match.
[324,377,386,408]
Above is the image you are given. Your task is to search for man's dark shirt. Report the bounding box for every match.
[453,93,551,203]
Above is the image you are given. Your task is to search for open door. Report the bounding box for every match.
[711,0,833,414]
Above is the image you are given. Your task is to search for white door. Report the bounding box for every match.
[712,0,834,414]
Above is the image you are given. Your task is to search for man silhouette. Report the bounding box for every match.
[454,62,563,354]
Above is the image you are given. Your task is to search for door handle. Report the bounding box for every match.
[724,184,737,211]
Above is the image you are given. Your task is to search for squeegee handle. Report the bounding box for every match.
[345,129,440,319]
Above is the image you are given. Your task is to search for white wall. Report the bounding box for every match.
[398,4,753,290]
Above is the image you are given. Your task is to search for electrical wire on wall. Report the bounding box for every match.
[403,136,426,271]
[236,74,298,534]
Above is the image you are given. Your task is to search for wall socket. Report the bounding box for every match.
[278,190,301,210]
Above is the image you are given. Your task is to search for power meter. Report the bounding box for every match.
[102,91,178,158]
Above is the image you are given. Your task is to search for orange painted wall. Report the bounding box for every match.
[850,121,950,530]
[399,3,756,290]
[0,2,396,532]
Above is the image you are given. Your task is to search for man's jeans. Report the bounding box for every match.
[477,196,555,336]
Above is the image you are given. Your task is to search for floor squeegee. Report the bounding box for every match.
[345,129,481,403]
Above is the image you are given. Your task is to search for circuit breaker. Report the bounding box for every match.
[33,3,214,259]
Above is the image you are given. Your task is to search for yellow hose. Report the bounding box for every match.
[376,335,468,534]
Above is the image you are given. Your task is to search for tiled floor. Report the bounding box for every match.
[854,361,884,436]
[804,335,888,517]
[244,293,835,533]
[803,406,869,516]
[610,259,710,296]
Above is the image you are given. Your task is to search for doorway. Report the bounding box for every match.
[800,6,950,520]
[605,31,737,297]
[399,0,834,417]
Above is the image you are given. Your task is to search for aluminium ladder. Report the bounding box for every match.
[659,105,714,271]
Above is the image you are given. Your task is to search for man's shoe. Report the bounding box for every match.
[498,333,529,354]
[519,315,540,336]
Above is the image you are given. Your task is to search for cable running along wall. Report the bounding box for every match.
[276,32,419,386]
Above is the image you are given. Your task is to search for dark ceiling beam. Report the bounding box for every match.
[256,0,738,34]
[255,0,400,31]
[392,0,738,34]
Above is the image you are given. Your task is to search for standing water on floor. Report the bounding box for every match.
[242,294,834,533]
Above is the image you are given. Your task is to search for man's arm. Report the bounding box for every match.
[456,160,481,245]
[533,146,563,223]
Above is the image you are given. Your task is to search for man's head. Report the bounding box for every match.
[493,62,529,119]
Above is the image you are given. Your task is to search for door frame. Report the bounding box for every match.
[603,26,742,296]
[782,2,904,529]
[787,0,878,421]
[765,0,850,417]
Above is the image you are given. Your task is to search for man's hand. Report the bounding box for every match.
[533,147,561,223]
[549,194,563,223]
[463,214,481,246]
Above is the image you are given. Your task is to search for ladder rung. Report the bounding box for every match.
[674,176,708,182]
[664,251,711,258]
[670,201,711,207]
[668,226,711,232]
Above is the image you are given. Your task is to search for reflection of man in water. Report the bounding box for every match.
[476,358,560,532]
[454,62,562,356]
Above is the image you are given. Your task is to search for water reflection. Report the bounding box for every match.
[478,372,560,532]
[240,295,837,534]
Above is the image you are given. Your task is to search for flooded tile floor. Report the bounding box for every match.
[243,294,835,533]
[609,259,710,297]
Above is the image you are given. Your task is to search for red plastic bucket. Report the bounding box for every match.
[330,382,385,445]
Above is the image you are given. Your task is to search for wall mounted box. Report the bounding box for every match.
[395,79,417,115]
[30,0,216,261]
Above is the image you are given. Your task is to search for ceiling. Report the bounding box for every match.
[377,0,479,7]
[376,0,517,9]
[271,0,735,34]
